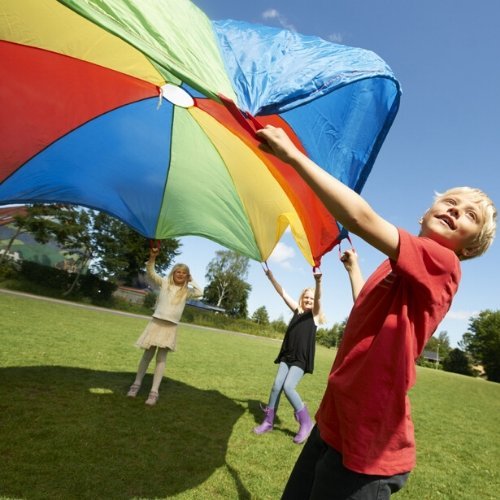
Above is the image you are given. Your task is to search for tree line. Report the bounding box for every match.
[1,204,499,383]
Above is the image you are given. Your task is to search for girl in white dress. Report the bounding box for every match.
[127,247,203,405]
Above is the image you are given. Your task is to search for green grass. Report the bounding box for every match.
[0,291,499,499]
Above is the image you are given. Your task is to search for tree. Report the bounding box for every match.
[460,310,500,382]
[90,212,180,284]
[0,204,93,294]
[316,319,347,348]
[270,315,288,334]
[252,306,270,325]
[1,205,181,289]
[46,205,93,295]
[424,331,451,363]
[0,205,60,266]
[442,348,474,376]
[204,250,251,318]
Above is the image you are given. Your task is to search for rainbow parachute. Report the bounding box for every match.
[0,0,401,265]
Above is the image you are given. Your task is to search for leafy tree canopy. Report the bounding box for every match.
[460,310,500,382]
[2,205,181,288]
[252,306,270,325]
[204,250,251,318]
[317,319,347,348]
[425,331,451,359]
[90,212,180,284]
[442,348,474,376]
[270,315,288,334]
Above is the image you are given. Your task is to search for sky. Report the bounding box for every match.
[170,0,500,348]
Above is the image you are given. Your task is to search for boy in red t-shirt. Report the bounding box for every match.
[256,125,497,499]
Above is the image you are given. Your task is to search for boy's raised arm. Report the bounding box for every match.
[257,126,400,260]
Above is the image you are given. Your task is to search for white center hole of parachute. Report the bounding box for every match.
[161,84,194,108]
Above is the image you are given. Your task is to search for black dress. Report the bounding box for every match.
[275,310,317,374]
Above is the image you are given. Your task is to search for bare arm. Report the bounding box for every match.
[312,269,322,317]
[256,126,400,260]
[340,249,365,302]
[265,269,298,312]
[146,247,163,287]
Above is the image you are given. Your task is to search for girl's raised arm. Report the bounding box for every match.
[146,248,163,287]
[265,269,298,312]
[340,249,365,302]
[312,269,322,318]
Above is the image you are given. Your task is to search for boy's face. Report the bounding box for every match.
[420,193,483,257]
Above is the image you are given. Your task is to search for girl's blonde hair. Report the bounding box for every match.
[167,263,191,304]
[435,187,497,260]
[297,287,326,324]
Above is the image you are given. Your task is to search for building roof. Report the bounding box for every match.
[422,350,439,361]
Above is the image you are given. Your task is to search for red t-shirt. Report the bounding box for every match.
[316,229,461,476]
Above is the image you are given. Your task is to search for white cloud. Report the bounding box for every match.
[269,242,296,268]
[447,310,478,321]
[261,8,296,31]
[327,32,343,43]
[262,8,279,20]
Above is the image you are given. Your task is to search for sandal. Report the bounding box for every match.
[127,383,141,398]
[145,391,159,406]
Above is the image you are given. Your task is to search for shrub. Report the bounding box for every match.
[143,291,157,310]
[10,261,116,304]
[180,305,283,339]
[417,358,441,369]
[443,348,474,376]
[0,259,20,280]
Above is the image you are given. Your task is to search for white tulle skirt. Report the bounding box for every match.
[134,317,178,351]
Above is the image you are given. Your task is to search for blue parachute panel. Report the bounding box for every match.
[0,98,173,237]
[213,19,400,116]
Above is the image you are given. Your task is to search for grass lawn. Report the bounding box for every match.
[0,291,499,499]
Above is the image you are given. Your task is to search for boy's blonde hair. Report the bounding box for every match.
[435,187,497,260]
[167,263,191,303]
[298,287,326,324]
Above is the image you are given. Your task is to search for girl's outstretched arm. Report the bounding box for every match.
[340,249,365,302]
[146,247,163,287]
[312,269,322,317]
[265,269,298,312]
[256,126,400,260]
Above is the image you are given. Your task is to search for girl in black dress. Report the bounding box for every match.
[254,268,325,444]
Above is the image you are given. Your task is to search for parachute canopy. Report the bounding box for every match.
[0,0,401,265]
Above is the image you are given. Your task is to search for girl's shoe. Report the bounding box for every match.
[145,391,159,406]
[253,405,275,434]
[127,383,141,398]
[293,405,313,444]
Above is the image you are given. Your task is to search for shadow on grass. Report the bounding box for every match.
[0,366,248,499]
